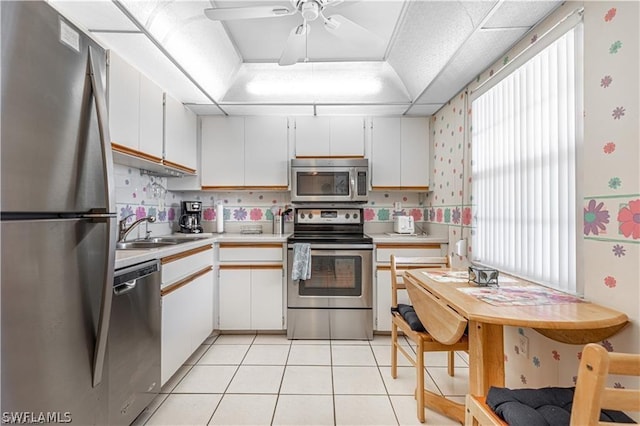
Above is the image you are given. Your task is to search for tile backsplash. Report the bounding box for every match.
[114,164,180,238]
[114,163,434,236]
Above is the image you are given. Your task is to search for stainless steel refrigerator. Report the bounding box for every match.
[1,2,117,423]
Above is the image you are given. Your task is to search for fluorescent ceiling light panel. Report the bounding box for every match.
[225,62,410,103]
[246,72,382,97]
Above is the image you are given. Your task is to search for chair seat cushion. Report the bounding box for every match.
[486,386,636,426]
[391,304,426,332]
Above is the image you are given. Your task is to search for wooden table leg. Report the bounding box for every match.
[468,320,504,396]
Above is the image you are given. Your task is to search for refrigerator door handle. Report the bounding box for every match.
[88,47,117,388]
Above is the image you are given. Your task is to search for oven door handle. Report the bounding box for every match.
[287,244,373,250]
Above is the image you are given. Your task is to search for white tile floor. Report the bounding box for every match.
[133,333,468,426]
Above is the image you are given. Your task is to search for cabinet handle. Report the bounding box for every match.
[161,244,213,264]
[161,266,212,296]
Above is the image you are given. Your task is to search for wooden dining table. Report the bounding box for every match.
[403,268,629,422]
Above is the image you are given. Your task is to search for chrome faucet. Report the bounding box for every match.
[118,214,156,242]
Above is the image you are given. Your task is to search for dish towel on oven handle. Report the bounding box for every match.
[291,243,312,281]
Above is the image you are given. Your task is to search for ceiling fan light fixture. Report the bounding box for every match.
[300,1,320,21]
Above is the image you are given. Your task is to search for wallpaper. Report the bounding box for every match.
[115,162,429,233]
[429,1,640,397]
[177,190,428,229]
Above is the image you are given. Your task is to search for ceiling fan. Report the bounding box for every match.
[204,0,375,66]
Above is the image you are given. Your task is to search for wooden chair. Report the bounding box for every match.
[390,255,469,423]
[465,343,640,426]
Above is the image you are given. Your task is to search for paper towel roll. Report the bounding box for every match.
[216,204,224,233]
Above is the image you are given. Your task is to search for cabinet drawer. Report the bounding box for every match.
[219,243,283,262]
[376,244,443,263]
[161,245,213,288]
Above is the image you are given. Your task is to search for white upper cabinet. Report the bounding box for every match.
[370,117,430,190]
[108,51,139,151]
[138,76,164,159]
[244,117,288,187]
[201,116,244,188]
[294,116,331,157]
[201,116,288,189]
[400,118,430,188]
[164,94,197,173]
[330,117,366,157]
[108,51,163,161]
[371,117,401,187]
[294,116,364,157]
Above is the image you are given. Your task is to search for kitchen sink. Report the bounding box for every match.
[116,237,208,250]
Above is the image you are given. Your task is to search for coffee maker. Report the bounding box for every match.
[179,201,204,233]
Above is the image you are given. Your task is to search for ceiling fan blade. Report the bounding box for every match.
[279,24,308,66]
[324,0,345,7]
[323,14,378,46]
[204,5,294,21]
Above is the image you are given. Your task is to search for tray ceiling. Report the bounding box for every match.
[50,0,562,116]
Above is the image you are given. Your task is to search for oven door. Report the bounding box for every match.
[287,246,372,309]
[291,167,354,203]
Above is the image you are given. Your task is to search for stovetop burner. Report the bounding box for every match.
[288,207,371,245]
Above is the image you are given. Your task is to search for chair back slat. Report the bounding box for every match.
[390,255,449,307]
[570,343,640,426]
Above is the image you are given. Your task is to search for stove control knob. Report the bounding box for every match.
[353,213,358,219]
[345,213,350,219]
[308,213,313,219]
[300,213,305,219]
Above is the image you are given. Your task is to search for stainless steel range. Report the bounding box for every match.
[287,207,373,340]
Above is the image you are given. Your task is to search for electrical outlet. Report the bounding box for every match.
[518,335,529,358]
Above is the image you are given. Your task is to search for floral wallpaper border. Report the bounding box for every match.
[583,195,640,244]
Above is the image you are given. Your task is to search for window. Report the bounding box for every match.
[471,24,582,293]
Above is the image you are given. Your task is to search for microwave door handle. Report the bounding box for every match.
[350,169,356,200]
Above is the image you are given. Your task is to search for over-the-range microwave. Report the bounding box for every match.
[290,158,368,203]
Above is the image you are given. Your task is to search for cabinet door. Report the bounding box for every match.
[330,117,365,156]
[189,270,214,350]
[219,269,251,330]
[201,117,245,187]
[251,268,284,330]
[294,116,331,157]
[161,287,192,385]
[401,118,429,188]
[165,94,197,171]
[244,117,288,187]
[138,75,163,160]
[371,118,401,187]
[108,51,139,150]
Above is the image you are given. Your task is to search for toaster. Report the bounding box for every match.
[393,216,415,234]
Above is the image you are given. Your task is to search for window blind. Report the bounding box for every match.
[471,28,579,293]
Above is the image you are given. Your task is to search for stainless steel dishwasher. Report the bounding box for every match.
[109,259,161,425]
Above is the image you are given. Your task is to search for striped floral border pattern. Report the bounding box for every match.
[583,196,640,247]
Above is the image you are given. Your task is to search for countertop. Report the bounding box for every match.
[115,232,448,269]
[115,232,290,269]
[367,233,448,244]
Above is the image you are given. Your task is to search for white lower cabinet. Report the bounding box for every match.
[160,245,214,385]
[219,267,283,330]
[219,269,251,330]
